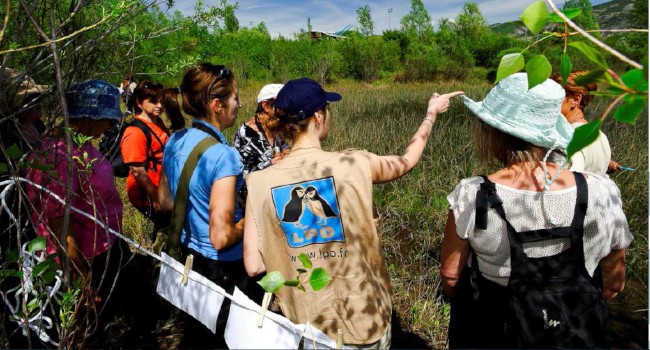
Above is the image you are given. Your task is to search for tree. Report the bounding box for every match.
[400,0,434,42]
[307,17,312,33]
[563,0,599,31]
[222,0,239,33]
[356,5,374,36]
[455,2,489,42]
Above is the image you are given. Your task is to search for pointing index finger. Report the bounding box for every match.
[443,91,464,98]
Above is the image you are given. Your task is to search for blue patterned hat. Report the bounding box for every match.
[65,80,123,121]
[461,73,573,150]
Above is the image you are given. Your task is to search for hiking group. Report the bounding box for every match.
[0,64,633,349]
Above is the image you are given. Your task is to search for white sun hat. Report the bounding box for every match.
[461,72,573,150]
[256,83,284,103]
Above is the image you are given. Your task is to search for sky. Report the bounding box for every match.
[170,0,612,38]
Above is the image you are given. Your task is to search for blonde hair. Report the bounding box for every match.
[474,119,545,169]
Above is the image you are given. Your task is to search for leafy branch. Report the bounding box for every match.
[496,0,648,159]
[257,253,332,293]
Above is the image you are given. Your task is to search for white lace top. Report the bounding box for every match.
[448,174,633,286]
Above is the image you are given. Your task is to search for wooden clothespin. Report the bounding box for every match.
[336,329,343,349]
[257,292,272,327]
[181,254,194,285]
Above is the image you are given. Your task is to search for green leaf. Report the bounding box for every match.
[568,42,608,69]
[24,162,53,172]
[574,69,606,86]
[296,268,307,274]
[560,53,572,86]
[620,69,647,91]
[0,163,7,174]
[496,53,525,83]
[525,55,552,89]
[567,120,602,159]
[284,280,300,287]
[520,1,550,35]
[257,271,286,293]
[613,95,647,124]
[42,270,57,284]
[0,270,23,278]
[308,268,332,291]
[32,261,50,277]
[6,250,19,263]
[297,253,312,269]
[6,144,23,160]
[548,8,582,22]
[27,298,39,312]
[28,236,46,253]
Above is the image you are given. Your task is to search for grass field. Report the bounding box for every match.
[120,80,648,348]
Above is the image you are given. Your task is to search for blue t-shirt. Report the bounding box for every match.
[163,119,244,261]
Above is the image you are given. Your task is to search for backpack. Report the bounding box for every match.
[448,172,610,349]
[99,119,163,177]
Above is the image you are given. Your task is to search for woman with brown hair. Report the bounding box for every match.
[551,70,621,175]
[243,77,462,348]
[159,87,186,132]
[120,81,170,240]
[441,73,632,348]
[158,63,261,347]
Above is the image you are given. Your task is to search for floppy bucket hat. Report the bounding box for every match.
[275,77,342,122]
[257,84,284,103]
[461,72,573,150]
[0,67,49,115]
[65,80,123,121]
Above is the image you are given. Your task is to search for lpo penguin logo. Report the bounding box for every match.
[271,177,345,248]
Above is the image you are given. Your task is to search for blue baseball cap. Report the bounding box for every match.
[65,79,123,121]
[275,77,342,122]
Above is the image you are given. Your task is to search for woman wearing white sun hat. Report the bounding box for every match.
[440,73,632,348]
[234,84,290,177]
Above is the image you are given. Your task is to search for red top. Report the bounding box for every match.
[120,114,169,209]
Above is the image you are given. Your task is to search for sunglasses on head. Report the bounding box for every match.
[206,65,231,101]
[142,82,163,90]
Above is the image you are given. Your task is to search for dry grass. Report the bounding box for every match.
[120,80,648,348]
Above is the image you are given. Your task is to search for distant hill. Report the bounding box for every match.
[489,0,637,37]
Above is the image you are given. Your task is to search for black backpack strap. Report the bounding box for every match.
[570,172,588,229]
[128,119,166,171]
[475,176,506,230]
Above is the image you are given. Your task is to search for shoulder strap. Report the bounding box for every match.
[192,121,223,142]
[570,172,588,229]
[475,175,507,230]
[166,128,221,259]
[129,119,166,169]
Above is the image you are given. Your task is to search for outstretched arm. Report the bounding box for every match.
[369,91,464,184]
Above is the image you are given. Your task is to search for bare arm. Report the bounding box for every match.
[440,210,471,298]
[157,168,173,212]
[599,248,626,300]
[209,176,245,251]
[369,91,464,183]
[243,195,266,277]
[128,163,160,212]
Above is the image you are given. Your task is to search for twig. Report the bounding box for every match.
[599,94,624,121]
[0,0,10,44]
[0,14,111,55]
[545,0,643,69]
